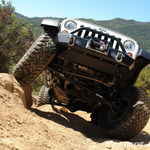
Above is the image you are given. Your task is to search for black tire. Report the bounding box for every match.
[97,86,150,140]
[36,85,51,107]
[12,32,57,84]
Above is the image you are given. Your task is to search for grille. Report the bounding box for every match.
[71,27,123,51]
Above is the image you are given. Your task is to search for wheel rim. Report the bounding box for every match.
[108,97,129,121]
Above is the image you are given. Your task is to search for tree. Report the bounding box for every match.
[0,0,35,72]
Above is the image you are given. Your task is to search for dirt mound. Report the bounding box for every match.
[0,73,150,150]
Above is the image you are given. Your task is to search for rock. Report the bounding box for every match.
[0,73,25,101]
[0,73,32,109]
[0,73,14,92]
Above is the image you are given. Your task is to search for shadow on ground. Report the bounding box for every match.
[30,103,150,145]
[31,106,106,140]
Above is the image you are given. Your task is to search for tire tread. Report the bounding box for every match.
[12,32,57,84]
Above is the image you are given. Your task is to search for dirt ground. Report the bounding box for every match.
[1,73,150,150]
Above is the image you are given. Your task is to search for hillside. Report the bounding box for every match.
[14,12,150,52]
[1,73,150,150]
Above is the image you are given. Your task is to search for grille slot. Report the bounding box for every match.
[84,30,89,38]
[77,30,82,36]
[91,32,95,37]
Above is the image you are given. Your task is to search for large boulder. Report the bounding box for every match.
[0,73,32,108]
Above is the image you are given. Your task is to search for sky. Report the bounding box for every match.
[4,0,150,22]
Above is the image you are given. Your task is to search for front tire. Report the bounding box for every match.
[12,32,57,84]
[98,86,150,140]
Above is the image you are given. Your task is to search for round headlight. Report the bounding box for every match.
[65,21,77,30]
[123,41,135,51]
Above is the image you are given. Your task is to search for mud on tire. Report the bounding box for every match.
[12,32,57,84]
[97,86,150,140]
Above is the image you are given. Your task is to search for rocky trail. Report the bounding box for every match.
[0,73,150,150]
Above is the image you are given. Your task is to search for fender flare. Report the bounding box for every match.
[41,19,60,29]
[137,49,150,61]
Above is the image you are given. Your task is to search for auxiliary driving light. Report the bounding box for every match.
[75,39,82,46]
[110,51,117,58]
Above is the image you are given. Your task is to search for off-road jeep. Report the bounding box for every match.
[12,18,150,140]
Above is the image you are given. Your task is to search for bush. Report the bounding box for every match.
[30,74,43,95]
[135,65,150,97]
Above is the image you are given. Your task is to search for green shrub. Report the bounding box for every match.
[135,65,150,97]
[30,74,43,95]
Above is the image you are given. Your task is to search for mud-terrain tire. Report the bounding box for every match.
[36,85,51,107]
[12,32,57,84]
[97,86,150,140]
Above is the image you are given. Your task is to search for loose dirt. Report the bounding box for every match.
[0,73,150,150]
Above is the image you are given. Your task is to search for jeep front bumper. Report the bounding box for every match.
[56,28,135,77]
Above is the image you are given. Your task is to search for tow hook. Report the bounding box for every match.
[67,35,75,46]
[115,52,125,62]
